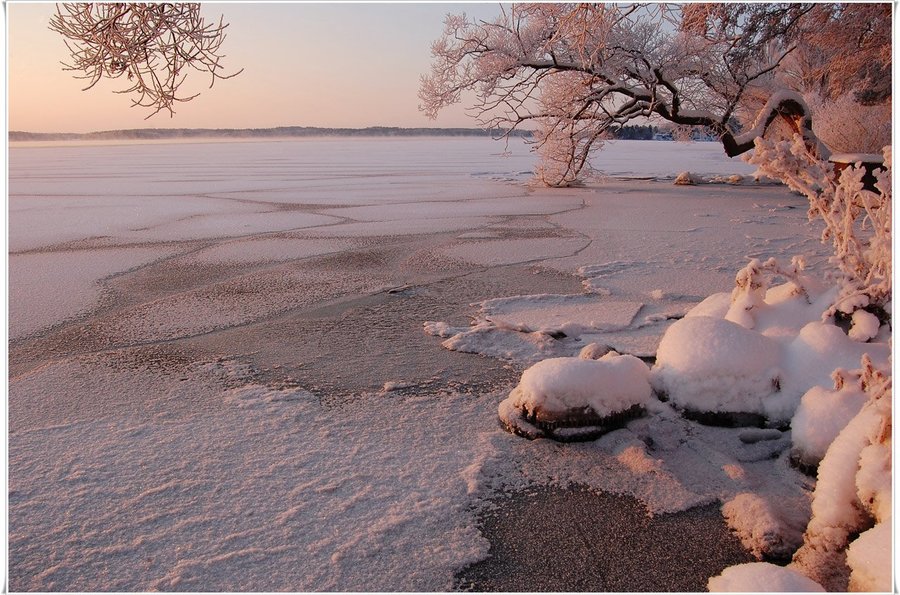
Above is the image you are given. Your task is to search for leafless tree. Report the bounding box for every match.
[50,3,242,118]
[775,3,891,105]
[419,3,887,186]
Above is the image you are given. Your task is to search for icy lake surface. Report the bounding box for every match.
[9,137,831,590]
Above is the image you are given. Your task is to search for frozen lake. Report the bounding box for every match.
[9,137,828,590]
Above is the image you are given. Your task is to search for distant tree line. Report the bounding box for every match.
[8,127,535,142]
[607,125,655,140]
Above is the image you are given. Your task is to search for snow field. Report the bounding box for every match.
[8,354,808,591]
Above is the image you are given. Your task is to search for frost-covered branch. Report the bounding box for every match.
[420,3,890,186]
[50,3,242,118]
[419,4,834,186]
[747,140,891,319]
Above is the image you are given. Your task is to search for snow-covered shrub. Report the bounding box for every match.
[789,356,891,590]
[726,256,810,329]
[790,369,869,468]
[498,352,651,441]
[747,139,891,321]
[707,562,825,592]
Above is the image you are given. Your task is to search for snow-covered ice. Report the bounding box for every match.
[7,136,881,590]
[9,247,176,340]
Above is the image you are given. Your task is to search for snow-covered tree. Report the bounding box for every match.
[774,3,891,106]
[419,3,888,186]
[50,3,242,118]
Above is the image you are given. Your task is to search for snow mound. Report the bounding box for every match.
[721,493,805,560]
[651,316,781,417]
[498,353,651,441]
[790,383,867,467]
[778,321,890,420]
[707,562,825,592]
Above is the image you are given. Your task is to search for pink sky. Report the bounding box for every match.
[7,3,506,133]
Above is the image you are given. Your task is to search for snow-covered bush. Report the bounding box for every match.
[790,369,870,468]
[498,352,651,441]
[725,256,812,330]
[747,139,891,320]
[789,356,891,590]
[682,141,893,588]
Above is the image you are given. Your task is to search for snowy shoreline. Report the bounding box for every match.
[9,138,843,590]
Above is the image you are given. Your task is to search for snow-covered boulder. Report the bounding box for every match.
[498,352,651,441]
[673,171,700,185]
[707,562,825,592]
[650,316,782,424]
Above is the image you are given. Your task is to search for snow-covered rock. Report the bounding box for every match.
[650,316,781,419]
[776,321,890,421]
[673,171,700,185]
[707,562,825,592]
[498,352,651,441]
